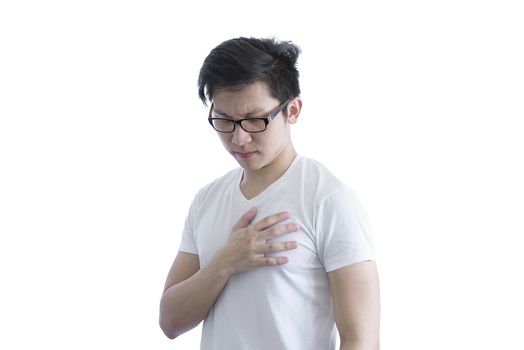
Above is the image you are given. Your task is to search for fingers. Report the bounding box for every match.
[254,256,290,266]
[226,209,300,274]
[232,207,258,231]
[253,211,291,231]
[259,223,300,240]
[256,241,298,254]
[249,211,300,240]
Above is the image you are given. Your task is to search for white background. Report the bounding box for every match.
[1,0,523,349]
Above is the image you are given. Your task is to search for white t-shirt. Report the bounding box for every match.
[179,154,375,350]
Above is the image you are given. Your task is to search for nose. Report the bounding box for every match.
[231,125,252,146]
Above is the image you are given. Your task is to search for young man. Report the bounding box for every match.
[159,37,380,350]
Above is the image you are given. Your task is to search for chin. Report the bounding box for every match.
[237,159,260,170]
[235,155,265,170]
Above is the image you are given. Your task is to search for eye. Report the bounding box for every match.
[210,119,235,132]
[240,119,267,132]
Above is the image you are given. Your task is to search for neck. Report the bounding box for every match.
[241,145,297,190]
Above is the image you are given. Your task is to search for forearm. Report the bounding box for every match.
[159,257,231,339]
[340,338,379,350]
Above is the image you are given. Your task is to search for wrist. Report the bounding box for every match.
[209,248,234,279]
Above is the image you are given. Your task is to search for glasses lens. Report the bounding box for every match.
[241,119,266,132]
[211,119,235,132]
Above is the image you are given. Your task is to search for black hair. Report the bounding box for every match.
[198,37,301,107]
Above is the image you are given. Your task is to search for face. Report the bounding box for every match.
[211,81,300,172]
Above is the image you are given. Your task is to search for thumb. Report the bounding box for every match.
[232,207,257,231]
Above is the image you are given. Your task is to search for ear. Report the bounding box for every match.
[287,97,302,124]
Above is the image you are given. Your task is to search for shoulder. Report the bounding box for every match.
[191,167,241,206]
[295,155,351,203]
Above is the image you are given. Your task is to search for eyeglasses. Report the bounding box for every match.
[208,100,290,133]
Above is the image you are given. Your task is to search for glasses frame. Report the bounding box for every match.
[208,99,291,133]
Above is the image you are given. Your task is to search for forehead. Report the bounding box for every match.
[212,81,278,116]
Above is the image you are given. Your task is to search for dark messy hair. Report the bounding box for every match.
[198,37,301,107]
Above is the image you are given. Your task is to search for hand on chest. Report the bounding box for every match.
[195,202,322,270]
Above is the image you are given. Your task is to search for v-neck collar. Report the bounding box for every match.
[234,154,302,204]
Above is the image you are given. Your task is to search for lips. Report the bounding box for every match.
[235,151,257,159]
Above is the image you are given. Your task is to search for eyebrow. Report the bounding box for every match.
[212,107,266,119]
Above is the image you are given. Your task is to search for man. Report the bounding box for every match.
[159,37,380,350]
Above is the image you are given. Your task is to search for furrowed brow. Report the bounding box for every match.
[213,107,266,119]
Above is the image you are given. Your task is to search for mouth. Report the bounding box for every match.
[235,151,257,159]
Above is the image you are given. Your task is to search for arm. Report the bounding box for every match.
[159,251,231,339]
[159,208,299,339]
[328,260,380,350]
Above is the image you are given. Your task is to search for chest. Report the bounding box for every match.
[193,194,322,271]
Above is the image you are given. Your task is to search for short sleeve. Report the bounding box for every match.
[178,194,199,255]
[314,186,376,272]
